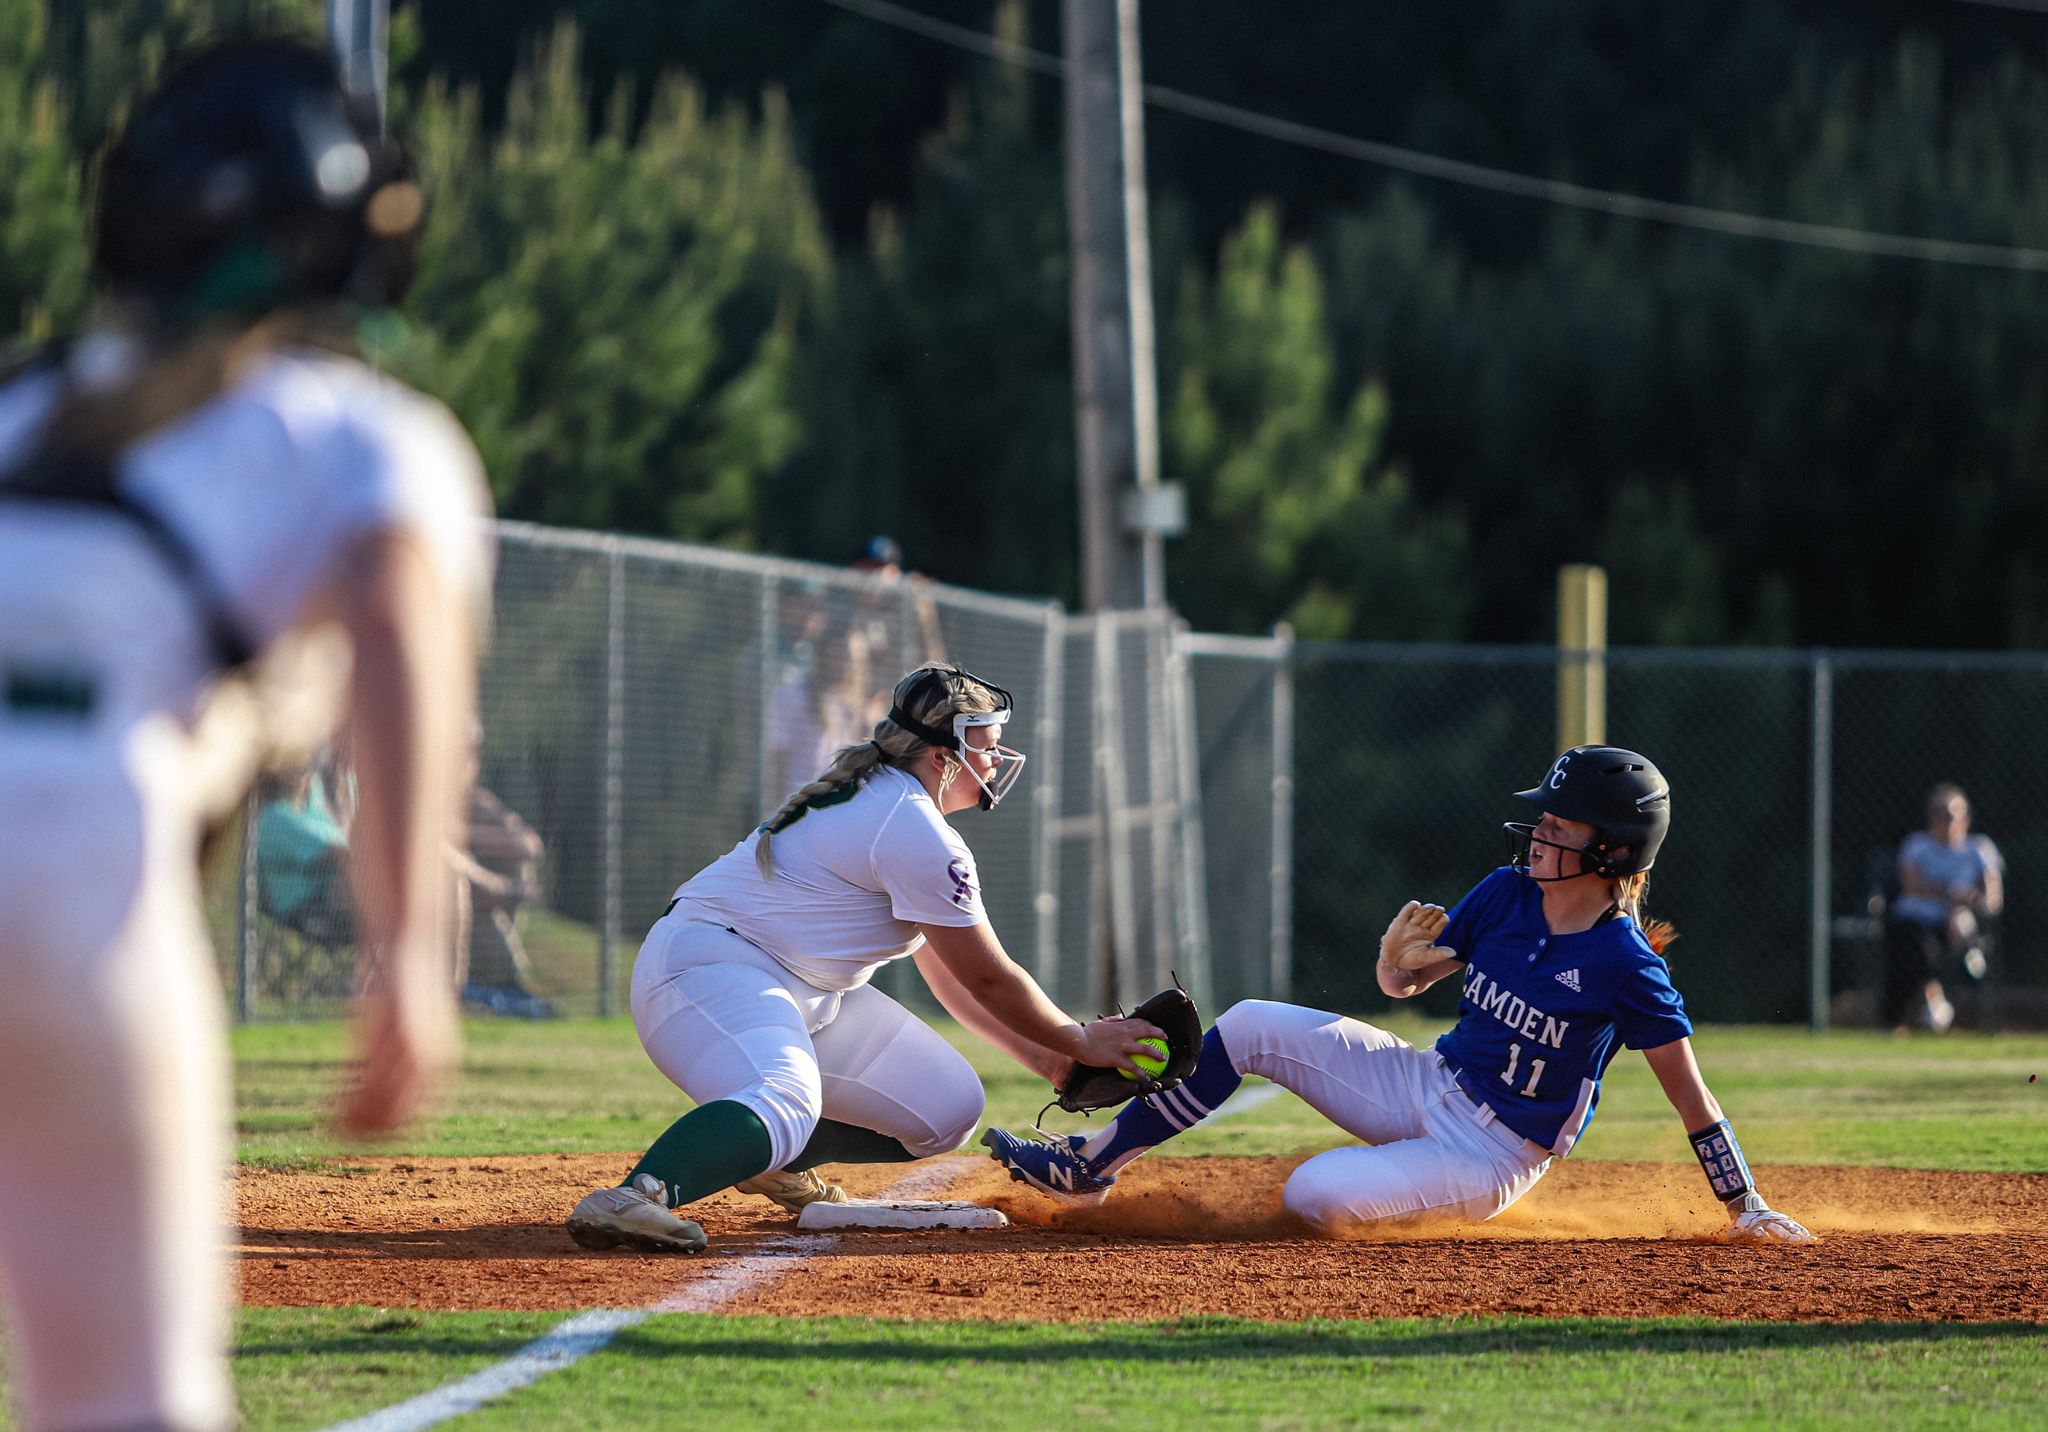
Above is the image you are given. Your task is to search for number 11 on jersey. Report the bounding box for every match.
[1500,1043,1546,1098]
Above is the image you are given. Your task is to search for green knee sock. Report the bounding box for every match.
[784,1118,919,1172]
[628,1100,774,1209]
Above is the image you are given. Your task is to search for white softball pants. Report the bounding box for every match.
[630,911,985,1173]
[1215,1001,1553,1235]
[0,733,233,1432]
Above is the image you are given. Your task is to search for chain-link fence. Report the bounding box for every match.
[207,520,2048,1030]
[211,523,1294,1023]
[1293,642,2048,1029]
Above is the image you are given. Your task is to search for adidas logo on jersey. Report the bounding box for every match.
[1554,968,1582,992]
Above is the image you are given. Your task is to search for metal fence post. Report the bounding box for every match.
[1167,619,1213,1011]
[234,791,260,1022]
[1809,651,1833,1034]
[1269,622,1295,1003]
[1557,564,1607,753]
[1033,603,1066,1001]
[757,572,779,819]
[1094,613,1140,1008]
[1143,613,1178,989]
[599,541,626,1019]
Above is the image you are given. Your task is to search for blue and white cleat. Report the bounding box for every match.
[980,1127,1116,1206]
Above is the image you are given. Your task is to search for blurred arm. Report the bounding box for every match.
[1977,843,2004,915]
[332,528,476,1135]
[1897,843,1945,901]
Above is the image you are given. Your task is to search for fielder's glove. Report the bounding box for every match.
[1052,986,1204,1113]
[1717,1192,1819,1245]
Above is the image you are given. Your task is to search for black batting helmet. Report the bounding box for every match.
[93,39,423,318]
[1508,745,1670,879]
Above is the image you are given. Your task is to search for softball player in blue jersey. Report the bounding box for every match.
[984,745,1816,1243]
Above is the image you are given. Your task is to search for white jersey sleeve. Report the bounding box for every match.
[121,348,493,644]
[870,794,985,928]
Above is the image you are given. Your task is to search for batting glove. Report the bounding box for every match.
[1719,1193,1818,1245]
[1381,901,1451,971]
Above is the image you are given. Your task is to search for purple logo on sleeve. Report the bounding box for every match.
[947,857,978,908]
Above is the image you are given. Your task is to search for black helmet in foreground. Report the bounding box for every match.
[1506,745,1670,879]
[93,39,423,318]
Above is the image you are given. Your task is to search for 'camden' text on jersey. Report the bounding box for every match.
[1462,969,1570,1050]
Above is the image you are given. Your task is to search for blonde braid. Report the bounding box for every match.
[755,661,1002,879]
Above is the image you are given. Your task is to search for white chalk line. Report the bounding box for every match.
[314,1157,982,1432]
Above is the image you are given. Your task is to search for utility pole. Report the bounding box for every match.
[1066,0,1179,612]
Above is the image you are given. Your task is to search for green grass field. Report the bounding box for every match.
[24,1013,2027,1430]
[234,1013,2048,1171]
[218,1311,2048,1432]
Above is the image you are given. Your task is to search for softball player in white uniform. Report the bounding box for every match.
[568,662,1162,1252]
[0,43,486,1432]
[987,746,1817,1246]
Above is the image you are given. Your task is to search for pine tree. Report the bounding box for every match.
[0,0,86,348]
[396,19,831,543]
[1168,202,1466,639]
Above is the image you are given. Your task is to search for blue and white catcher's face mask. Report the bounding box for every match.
[883,663,1028,811]
[950,707,1026,809]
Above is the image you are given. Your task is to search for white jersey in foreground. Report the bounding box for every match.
[0,340,491,745]
[673,764,986,992]
[0,339,490,1432]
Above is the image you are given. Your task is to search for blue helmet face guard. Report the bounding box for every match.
[1504,821,1635,881]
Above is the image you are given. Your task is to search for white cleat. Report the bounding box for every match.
[566,1174,708,1253]
[734,1167,850,1217]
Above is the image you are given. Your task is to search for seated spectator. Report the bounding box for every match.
[1884,783,2002,1033]
[455,785,555,1019]
[257,768,355,948]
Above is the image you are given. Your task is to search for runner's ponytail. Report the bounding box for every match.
[1616,871,1678,953]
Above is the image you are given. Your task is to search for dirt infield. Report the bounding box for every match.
[236,1153,2048,1323]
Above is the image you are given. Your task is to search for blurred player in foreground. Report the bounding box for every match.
[0,41,487,1431]
[566,662,1162,1253]
[985,746,1817,1245]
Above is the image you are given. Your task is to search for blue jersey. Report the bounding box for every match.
[1431,868,1693,1155]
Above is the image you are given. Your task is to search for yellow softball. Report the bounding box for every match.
[1122,1037,1170,1080]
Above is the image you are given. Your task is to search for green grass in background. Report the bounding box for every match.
[1585,1024,2048,1169]
[234,1019,682,1165]
[233,1013,2047,1170]
[176,1312,2048,1432]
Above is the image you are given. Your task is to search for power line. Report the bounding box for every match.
[819,0,2048,272]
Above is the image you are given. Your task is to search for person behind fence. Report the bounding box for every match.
[982,745,1818,1246]
[257,764,356,948]
[765,617,874,804]
[0,41,488,1432]
[1884,783,2003,1034]
[455,784,553,1018]
[565,662,1165,1253]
